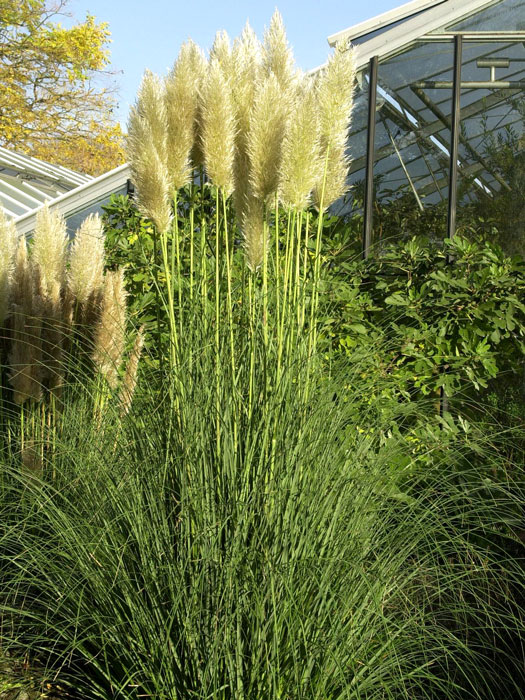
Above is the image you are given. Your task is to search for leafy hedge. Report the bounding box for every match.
[322,235,525,401]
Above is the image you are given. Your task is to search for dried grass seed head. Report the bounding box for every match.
[316,41,356,152]
[129,69,168,154]
[314,40,357,210]
[313,141,350,211]
[262,10,297,93]
[120,325,145,416]
[231,22,262,221]
[68,213,106,306]
[32,204,68,297]
[127,71,172,232]
[210,30,233,78]
[11,236,33,313]
[248,72,290,202]
[279,81,322,211]
[201,57,236,194]
[242,195,266,272]
[9,238,43,404]
[165,40,206,190]
[0,209,17,324]
[92,268,127,389]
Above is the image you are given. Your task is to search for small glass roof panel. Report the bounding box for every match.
[446,0,525,32]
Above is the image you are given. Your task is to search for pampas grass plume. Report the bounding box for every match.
[201,57,236,194]
[279,82,322,211]
[32,204,67,297]
[0,209,17,324]
[231,22,261,220]
[127,71,172,233]
[92,269,127,389]
[313,40,356,210]
[119,325,145,416]
[11,236,32,313]
[242,196,266,271]
[9,237,42,404]
[68,214,105,306]
[165,40,206,190]
[248,72,289,202]
[262,10,296,92]
[210,30,233,77]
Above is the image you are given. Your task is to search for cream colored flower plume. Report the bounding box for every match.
[210,30,233,78]
[11,236,33,313]
[92,269,127,389]
[32,204,68,297]
[313,40,357,210]
[9,237,42,404]
[0,210,17,324]
[200,57,236,194]
[165,40,206,190]
[127,70,172,232]
[262,10,296,92]
[247,72,289,202]
[68,213,105,306]
[279,82,322,211]
[231,22,261,136]
[231,22,262,220]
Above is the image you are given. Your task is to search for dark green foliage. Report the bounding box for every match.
[322,235,525,401]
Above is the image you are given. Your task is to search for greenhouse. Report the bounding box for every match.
[324,0,525,256]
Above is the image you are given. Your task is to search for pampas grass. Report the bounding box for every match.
[92,269,127,389]
[165,40,206,191]
[262,9,297,91]
[119,325,145,416]
[200,57,236,195]
[0,210,17,324]
[126,15,356,276]
[279,82,322,211]
[8,238,42,404]
[313,40,356,210]
[67,213,105,306]
[247,72,289,203]
[31,204,67,297]
[127,71,172,233]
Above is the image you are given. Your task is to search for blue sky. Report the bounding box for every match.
[66,0,404,127]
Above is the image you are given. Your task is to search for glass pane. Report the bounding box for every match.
[351,10,432,45]
[372,41,453,246]
[456,40,525,256]
[447,0,525,32]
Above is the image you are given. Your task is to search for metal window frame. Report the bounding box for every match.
[362,56,378,259]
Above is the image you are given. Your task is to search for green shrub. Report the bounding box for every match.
[323,235,525,403]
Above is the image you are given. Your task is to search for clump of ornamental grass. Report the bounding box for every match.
[0,209,143,475]
[122,11,357,460]
[0,331,523,699]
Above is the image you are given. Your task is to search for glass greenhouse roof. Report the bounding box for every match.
[326,0,525,218]
[0,146,92,219]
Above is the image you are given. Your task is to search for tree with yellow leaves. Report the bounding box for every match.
[0,0,124,176]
